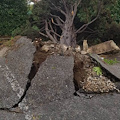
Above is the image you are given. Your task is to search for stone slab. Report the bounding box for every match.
[5,37,36,89]
[87,40,120,54]
[26,55,74,108]
[0,37,35,120]
[90,54,120,79]
[0,58,19,108]
[0,111,25,120]
[27,94,120,120]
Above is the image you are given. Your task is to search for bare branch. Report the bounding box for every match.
[71,0,82,23]
[49,30,61,38]
[75,0,102,33]
[76,0,82,7]
[48,20,59,41]
[45,20,58,43]
[77,25,88,33]
[51,3,66,16]
[50,13,65,23]
[48,20,54,30]
[55,18,64,28]
[51,18,62,27]
[87,27,95,32]
[39,32,49,38]
[39,26,45,31]
[61,0,68,13]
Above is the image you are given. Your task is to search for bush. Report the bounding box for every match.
[21,27,40,40]
[0,0,27,36]
[103,22,120,44]
[11,19,40,40]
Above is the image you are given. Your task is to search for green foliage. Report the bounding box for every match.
[77,0,120,41]
[11,21,40,40]
[102,22,120,44]
[31,0,50,26]
[110,0,120,23]
[103,58,119,65]
[77,0,98,23]
[93,66,102,76]
[11,27,23,37]
[32,25,39,31]
[0,0,28,36]
[77,0,117,23]
[28,0,120,44]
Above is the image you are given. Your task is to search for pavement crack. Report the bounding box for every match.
[0,42,48,118]
[10,52,40,109]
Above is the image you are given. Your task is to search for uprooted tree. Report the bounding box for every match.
[32,0,102,47]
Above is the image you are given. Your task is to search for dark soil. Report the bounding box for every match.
[30,39,94,93]
[30,38,120,95]
[28,50,49,80]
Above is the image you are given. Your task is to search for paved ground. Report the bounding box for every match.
[0,37,35,120]
[0,37,120,120]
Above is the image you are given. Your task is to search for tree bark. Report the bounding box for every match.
[60,23,76,47]
[59,9,77,47]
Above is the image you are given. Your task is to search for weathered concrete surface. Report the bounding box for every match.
[1,37,120,120]
[24,54,120,120]
[26,55,75,108]
[29,94,120,120]
[5,37,36,88]
[0,37,35,119]
[0,58,18,108]
[87,40,120,54]
[0,111,25,120]
[90,54,120,80]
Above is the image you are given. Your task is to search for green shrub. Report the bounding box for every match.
[11,27,23,37]
[21,27,40,40]
[0,0,27,36]
[93,67,102,76]
[103,58,119,65]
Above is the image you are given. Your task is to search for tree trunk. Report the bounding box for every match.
[60,18,76,47]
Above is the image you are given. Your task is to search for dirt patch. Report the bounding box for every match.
[31,39,88,91]
[29,38,120,94]
[0,36,21,50]
[28,50,49,80]
[73,54,88,90]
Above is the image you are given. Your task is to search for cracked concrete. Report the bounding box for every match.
[0,37,120,120]
[26,55,74,108]
[5,37,36,89]
[0,58,19,108]
[0,37,35,120]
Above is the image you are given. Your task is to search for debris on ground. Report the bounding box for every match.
[1,37,120,119]
[33,38,120,94]
[82,76,118,93]
[87,40,120,54]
